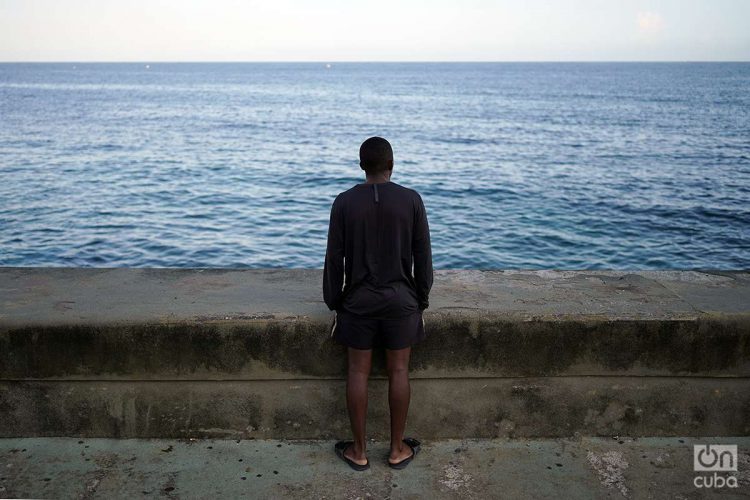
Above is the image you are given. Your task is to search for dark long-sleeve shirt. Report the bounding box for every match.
[323,180,433,319]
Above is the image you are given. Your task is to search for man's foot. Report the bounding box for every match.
[388,442,414,465]
[388,438,421,469]
[334,440,370,471]
[344,443,368,466]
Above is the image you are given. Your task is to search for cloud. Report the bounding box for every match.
[637,11,664,34]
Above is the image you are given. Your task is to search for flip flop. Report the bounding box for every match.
[334,440,370,471]
[388,437,421,470]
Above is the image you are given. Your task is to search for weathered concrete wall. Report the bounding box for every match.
[1,378,748,439]
[1,317,748,379]
[0,268,748,438]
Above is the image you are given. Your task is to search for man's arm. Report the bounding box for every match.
[413,192,433,310]
[323,195,345,311]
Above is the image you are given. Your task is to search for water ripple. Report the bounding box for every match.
[1,62,748,269]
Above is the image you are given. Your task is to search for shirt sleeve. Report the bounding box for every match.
[413,192,434,310]
[323,195,345,311]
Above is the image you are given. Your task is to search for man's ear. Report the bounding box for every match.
[360,161,366,171]
[387,159,394,169]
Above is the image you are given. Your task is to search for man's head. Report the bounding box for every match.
[359,137,393,175]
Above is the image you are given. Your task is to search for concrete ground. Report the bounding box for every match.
[1,437,748,499]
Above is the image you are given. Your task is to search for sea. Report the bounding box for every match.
[1,62,748,269]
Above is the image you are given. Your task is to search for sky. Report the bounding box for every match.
[1,0,748,62]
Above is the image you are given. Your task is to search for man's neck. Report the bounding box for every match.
[364,174,391,184]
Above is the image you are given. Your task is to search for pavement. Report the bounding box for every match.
[1,436,749,499]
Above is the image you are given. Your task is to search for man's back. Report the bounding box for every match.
[327,137,429,471]
[323,180,433,319]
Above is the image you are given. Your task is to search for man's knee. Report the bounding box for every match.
[386,365,409,378]
[386,347,411,377]
[347,359,372,377]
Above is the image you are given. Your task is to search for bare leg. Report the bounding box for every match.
[345,347,372,465]
[386,346,414,464]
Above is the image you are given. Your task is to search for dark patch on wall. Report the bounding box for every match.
[622,406,642,427]
[272,406,324,439]
[0,316,748,379]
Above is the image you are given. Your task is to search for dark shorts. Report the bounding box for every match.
[330,309,426,350]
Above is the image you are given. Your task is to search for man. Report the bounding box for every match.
[323,136,434,471]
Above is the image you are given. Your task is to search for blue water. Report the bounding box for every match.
[1,63,748,269]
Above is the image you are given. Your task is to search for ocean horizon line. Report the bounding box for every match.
[1,60,749,64]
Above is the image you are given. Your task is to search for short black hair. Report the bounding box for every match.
[359,137,393,174]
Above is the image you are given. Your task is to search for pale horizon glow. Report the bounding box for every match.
[1,0,749,62]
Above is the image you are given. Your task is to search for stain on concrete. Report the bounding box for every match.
[439,462,474,492]
[586,450,630,497]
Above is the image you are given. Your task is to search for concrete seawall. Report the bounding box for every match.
[1,268,748,439]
